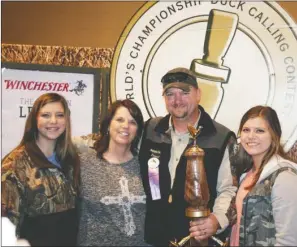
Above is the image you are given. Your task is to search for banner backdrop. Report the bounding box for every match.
[1,64,99,156]
[111,1,297,153]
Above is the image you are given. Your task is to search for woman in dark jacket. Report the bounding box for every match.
[2,93,80,246]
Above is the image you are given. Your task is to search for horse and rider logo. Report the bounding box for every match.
[69,80,87,96]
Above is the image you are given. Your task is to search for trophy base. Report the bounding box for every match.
[185,208,210,218]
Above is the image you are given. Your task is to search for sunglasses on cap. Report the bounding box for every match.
[161,72,198,87]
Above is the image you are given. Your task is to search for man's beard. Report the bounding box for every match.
[172,109,188,119]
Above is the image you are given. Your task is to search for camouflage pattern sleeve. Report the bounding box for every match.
[212,135,238,232]
[1,154,26,237]
[226,135,239,226]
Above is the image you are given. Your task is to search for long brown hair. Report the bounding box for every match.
[93,99,144,158]
[18,93,80,191]
[235,105,289,189]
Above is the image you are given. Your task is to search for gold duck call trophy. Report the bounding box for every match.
[170,125,227,247]
[191,9,238,119]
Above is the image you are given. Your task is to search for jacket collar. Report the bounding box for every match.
[25,141,57,169]
[154,105,216,138]
[258,155,297,182]
[240,154,297,183]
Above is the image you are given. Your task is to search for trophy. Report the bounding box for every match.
[170,125,227,247]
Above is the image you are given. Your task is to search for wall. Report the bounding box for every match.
[1,1,145,48]
[1,1,296,49]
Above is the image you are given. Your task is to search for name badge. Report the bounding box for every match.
[148,157,161,200]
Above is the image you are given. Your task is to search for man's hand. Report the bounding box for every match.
[189,214,219,241]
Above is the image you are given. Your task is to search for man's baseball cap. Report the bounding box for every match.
[161,67,198,94]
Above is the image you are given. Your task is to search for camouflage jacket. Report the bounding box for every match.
[1,141,77,239]
[239,163,297,246]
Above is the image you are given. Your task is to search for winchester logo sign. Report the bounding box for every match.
[111,1,297,151]
[1,67,96,156]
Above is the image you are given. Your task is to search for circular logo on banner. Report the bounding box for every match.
[111,1,297,151]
